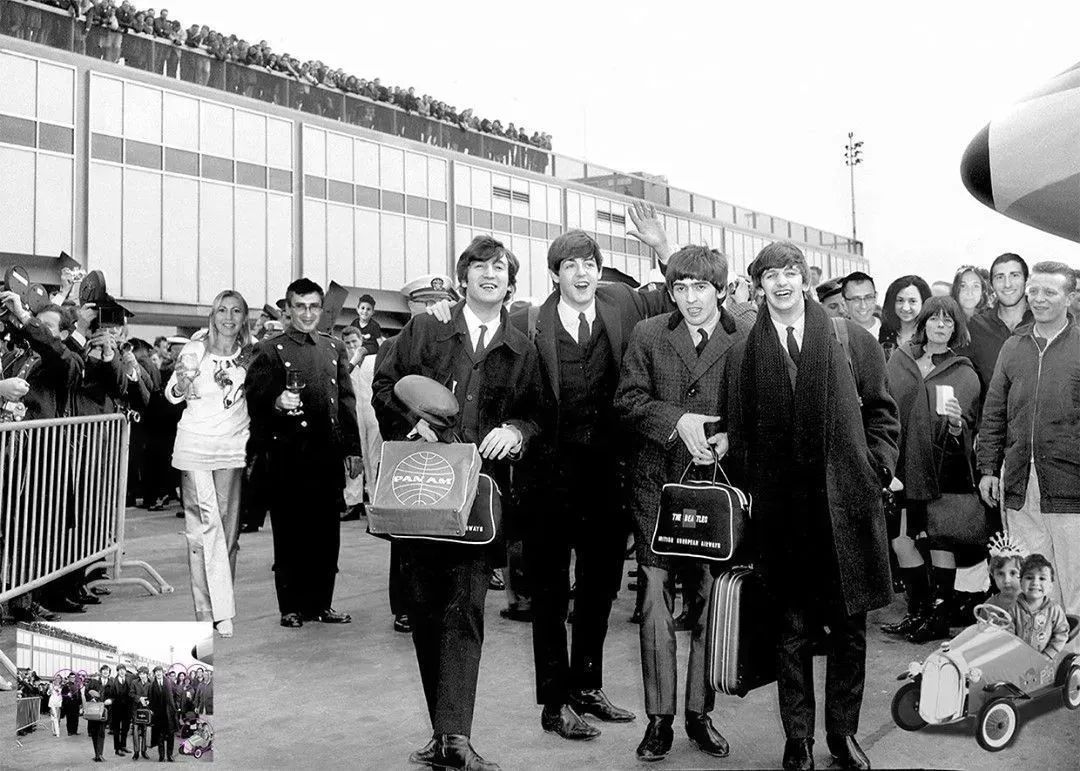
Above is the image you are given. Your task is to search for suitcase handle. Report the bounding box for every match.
[677,450,732,486]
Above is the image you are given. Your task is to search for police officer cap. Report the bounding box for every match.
[394,374,459,429]
[816,278,843,302]
[261,304,281,320]
[400,274,459,303]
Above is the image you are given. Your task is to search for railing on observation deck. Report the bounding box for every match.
[0,0,863,257]
[0,413,172,604]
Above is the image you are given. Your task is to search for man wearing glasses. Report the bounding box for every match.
[246,278,363,629]
[840,271,881,340]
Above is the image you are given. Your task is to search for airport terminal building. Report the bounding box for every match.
[0,0,868,331]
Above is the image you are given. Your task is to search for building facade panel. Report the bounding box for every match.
[234,187,268,307]
[161,174,199,303]
[0,145,36,252]
[198,180,234,303]
[121,167,162,299]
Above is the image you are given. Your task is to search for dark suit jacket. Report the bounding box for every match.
[613,308,749,567]
[148,679,177,733]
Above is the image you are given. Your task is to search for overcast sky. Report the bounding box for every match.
[47,621,212,667]
[171,0,1079,288]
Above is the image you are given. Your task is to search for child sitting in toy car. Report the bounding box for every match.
[985,531,1022,613]
[1010,554,1070,659]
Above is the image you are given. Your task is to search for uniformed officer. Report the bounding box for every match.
[246,277,363,628]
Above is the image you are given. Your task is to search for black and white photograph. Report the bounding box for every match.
[1,0,1079,768]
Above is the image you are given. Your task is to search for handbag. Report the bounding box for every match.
[134,708,153,725]
[83,702,108,722]
[368,440,481,537]
[386,473,502,546]
[926,434,1000,549]
[651,459,751,562]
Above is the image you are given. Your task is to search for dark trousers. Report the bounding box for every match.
[525,463,625,705]
[88,720,106,758]
[639,563,715,716]
[389,542,406,616]
[776,605,867,738]
[133,724,148,755]
[269,464,341,615]
[65,705,80,735]
[110,707,129,750]
[156,729,174,759]
[400,541,489,736]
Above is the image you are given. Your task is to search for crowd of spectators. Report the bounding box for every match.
[3,0,554,159]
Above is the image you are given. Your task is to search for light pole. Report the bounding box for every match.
[843,131,863,243]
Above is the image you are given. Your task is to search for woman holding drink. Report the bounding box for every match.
[883,295,983,643]
[166,290,254,638]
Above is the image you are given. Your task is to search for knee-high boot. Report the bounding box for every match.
[881,566,930,635]
[907,566,954,643]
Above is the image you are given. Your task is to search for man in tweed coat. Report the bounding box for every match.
[614,245,750,762]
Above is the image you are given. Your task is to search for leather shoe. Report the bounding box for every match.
[499,606,533,622]
[636,715,674,762]
[75,587,102,605]
[408,737,436,765]
[783,738,814,770]
[568,688,635,722]
[685,711,729,757]
[54,597,86,613]
[432,734,500,771]
[826,734,870,770]
[394,614,412,633]
[305,608,351,623]
[488,571,505,591]
[279,612,303,628]
[540,704,600,740]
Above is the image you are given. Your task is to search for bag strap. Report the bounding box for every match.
[677,449,732,486]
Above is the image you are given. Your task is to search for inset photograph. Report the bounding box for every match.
[12,621,213,764]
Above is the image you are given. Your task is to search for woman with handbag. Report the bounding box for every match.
[165,290,253,639]
[884,296,984,643]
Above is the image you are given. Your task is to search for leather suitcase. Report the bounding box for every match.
[706,566,777,697]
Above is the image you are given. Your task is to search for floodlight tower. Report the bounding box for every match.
[844,131,863,243]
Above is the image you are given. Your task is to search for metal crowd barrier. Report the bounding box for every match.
[0,414,172,603]
[15,695,40,733]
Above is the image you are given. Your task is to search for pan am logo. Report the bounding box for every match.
[392,451,456,505]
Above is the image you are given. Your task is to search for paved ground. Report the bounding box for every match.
[3,507,1078,769]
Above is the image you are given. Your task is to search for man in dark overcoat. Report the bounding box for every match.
[726,242,899,771]
[614,245,749,761]
[105,663,132,755]
[246,277,363,629]
[372,236,542,771]
[148,667,178,762]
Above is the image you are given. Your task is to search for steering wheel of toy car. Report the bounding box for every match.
[974,603,1012,628]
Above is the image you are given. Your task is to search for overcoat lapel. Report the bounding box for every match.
[665,312,700,375]
[595,294,624,363]
[535,293,561,401]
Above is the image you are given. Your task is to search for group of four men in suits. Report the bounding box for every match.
[376,205,899,770]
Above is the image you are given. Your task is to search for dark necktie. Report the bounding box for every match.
[475,324,487,356]
[695,328,709,357]
[577,312,590,347]
[786,326,800,367]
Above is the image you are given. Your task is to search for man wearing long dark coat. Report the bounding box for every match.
[148,667,178,762]
[726,242,899,771]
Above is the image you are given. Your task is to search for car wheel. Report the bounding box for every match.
[976,697,1018,751]
[1065,663,1080,710]
[890,682,927,731]
[194,748,203,759]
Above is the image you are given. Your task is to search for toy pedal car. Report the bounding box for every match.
[891,603,1080,751]
[178,717,214,759]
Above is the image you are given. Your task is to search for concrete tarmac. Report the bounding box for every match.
[4,507,1078,769]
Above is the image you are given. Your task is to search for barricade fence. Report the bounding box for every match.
[0,414,172,604]
[16,695,41,733]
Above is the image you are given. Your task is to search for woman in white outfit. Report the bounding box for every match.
[166,290,252,638]
[48,675,63,737]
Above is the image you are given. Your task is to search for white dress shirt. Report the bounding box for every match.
[462,304,501,353]
[770,309,806,354]
[557,298,596,341]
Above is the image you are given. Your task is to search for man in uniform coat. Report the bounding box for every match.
[148,667,177,762]
[62,673,83,735]
[373,236,542,771]
[726,242,899,771]
[246,277,363,628]
[614,245,748,761]
[105,663,132,755]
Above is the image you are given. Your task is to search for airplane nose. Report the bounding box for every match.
[960,122,994,209]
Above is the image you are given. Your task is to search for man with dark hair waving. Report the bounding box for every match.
[373,236,542,771]
[246,277,363,629]
[727,243,899,771]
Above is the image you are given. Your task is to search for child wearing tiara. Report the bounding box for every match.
[985,531,1023,613]
[1010,553,1070,659]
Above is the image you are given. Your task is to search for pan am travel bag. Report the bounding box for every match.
[706,566,778,697]
[82,702,108,722]
[368,441,482,538]
[651,459,751,562]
